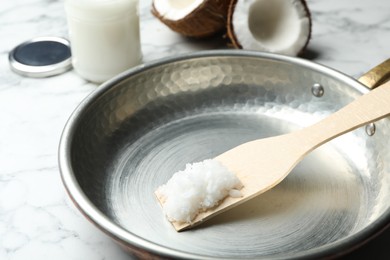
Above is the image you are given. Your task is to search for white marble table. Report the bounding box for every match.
[1,0,389,259]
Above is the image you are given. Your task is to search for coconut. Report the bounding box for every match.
[152,0,231,38]
[227,0,312,56]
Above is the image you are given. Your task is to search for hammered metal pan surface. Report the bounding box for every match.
[59,51,390,259]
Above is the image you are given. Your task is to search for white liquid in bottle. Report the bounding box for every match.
[65,0,141,83]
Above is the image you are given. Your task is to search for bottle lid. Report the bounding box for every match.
[9,37,72,78]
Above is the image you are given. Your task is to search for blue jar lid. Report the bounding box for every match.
[9,36,72,78]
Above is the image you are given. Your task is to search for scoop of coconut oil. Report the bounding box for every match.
[156,159,243,224]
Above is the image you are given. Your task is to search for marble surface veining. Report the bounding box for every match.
[0,0,390,259]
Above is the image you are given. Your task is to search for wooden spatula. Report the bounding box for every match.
[158,81,390,231]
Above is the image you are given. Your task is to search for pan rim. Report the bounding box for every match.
[58,49,389,259]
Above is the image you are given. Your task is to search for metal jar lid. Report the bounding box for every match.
[9,36,72,78]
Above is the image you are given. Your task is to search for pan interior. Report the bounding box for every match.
[69,55,390,258]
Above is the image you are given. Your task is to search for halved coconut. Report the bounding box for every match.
[152,0,230,38]
[227,0,312,56]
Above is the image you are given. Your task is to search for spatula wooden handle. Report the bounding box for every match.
[301,81,390,150]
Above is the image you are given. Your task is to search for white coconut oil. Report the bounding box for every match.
[156,159,243,224]
[65,0,142,83]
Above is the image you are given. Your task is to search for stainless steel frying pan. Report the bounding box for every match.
[59,50,390,259]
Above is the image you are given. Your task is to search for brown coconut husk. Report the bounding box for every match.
[152,0,231,38]
[226,0,241,48]
[226,0,312,56]
[298,0,312,56]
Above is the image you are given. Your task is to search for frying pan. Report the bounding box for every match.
[59,50,390,259]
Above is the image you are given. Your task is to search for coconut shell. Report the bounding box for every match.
[226,0,241,48]
[298,0,312,56]
[152,0,231,38]
[227,0,312,56]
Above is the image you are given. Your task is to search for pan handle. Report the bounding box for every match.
[358,59,390,89]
